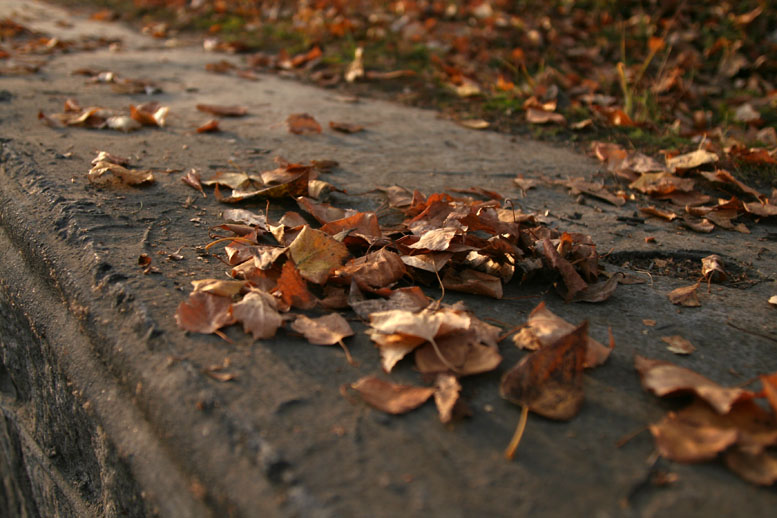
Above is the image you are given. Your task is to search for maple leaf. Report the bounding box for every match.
[287,113,322,134]
[175,291,235,334]
[500,321,588,420]
[512,302,612,368]
[349,376,434,414]
[287,225,350,284]
[635,356,752,414]
[231,290,283,339]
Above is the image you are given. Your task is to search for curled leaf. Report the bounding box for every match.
[350,376,434,414]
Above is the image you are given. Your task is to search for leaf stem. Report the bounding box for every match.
[504,405,529,460]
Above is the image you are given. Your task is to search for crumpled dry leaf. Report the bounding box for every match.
[231,290,283,339]
[662,335,695,355]
[434,373,461,424]
[650,410,739,462]
[635,355,751,414]
[288,225,350,284]
[88,157,154,185]
[182,168,206,197]
[291,313,354,345]
[287,113,322,134]
[526,107,566,125]
[197,119,220,133]
[175,291,235,334]
[344,46,364,83]
[668,281,701,307]
[540,238,588,301]
[561,178,625,206]
[349,283,429,321]
[415,338,502,377]
[340,248,406,289]
[500,321,588,420]
[512,302,612,368]
[350,376,434,414]
[701,254,727,283]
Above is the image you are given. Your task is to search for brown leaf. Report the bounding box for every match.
[526,107,566,125]
[570,273,621,303]
[666,149,718,172]
[368,330,426,373]
[434,373,461,424]
[341,248,406,289]
[662,335,695,355]
[458,119,490,130]
[668,282,701,307]
[350,376,434,414]
[442,268,503,299]
[182,168,206,197]
[320,212,383,244]
[562,178,625,206]
[191,278,247,297]
[196,104,247,117]
[635,355,751,414]
[88,159,154,185]
[650,411,739,462]
[287,113,322,134]
[500,321,588,420]
[350,284,429,321]
[415,339,502,377]
[196,119,220,133]
[175,291,235,334]
[273,260,316,310]
[700,169,765,202]
[329,121,365,133]
[400,252,452,273]
[231,290,282,339]
[288,225,350,284]
[639,206,677,221]
[291,313,354,345]
[540,238,588,301]
[724,448,777,486]
[511,302,612,368]
[701,254,727,283]
[408,228,458,252]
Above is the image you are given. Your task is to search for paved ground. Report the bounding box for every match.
[1,1,776,517]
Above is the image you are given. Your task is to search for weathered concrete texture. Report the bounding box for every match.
[1,1,777,517]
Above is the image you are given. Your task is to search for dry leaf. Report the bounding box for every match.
[639,206,678,221]
[287,113,322,134]
[88,159,154,185]
[175,291,235,334]
[668,282,701,307]
[415,339,502,377]
[197,119,220,133]
[511,302,612,368]
[662,335,695,355]
[724,448,777,486]
[231,290,282,339]
[458,119,490,130]
[500,321,588,420]
[291,313,354,345]
[196,104,247,117]
[350,376,434,414]
[540,239,588,301]
[526,107,566,125]
[570,273,621,303]
[701,254,727,283]
[442,268,503,299]
[434,373,461,423]
[182,168,206,197]
[273,260,316,310]
[191,279,247,297]
[650,410,739,462]
[288,226,350,284]
[666,149,718,171]
[368,330,426,373]
[635,355,751,414]
[344,46,364,83]
[329,121,365,133]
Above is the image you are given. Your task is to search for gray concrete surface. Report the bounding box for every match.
[1,1,776,516]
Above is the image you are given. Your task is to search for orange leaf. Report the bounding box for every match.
[231,290,282,339]
[196,103,247,117]
[291,313,354,345]
[273,260,316,310]
[287,113,322,134]
[175,291,235,334]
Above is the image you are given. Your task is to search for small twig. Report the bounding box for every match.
[337,340,357,366]
[204,236,256,250]
[504,405,529,460]
[616,425,648,448]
